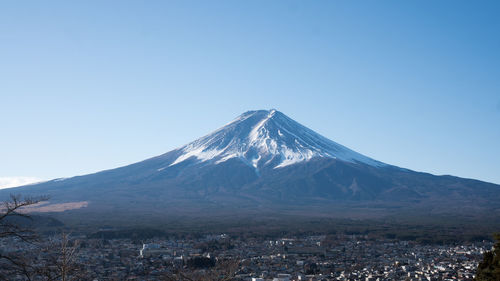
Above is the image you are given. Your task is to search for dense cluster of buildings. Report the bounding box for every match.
[1,233,492,280]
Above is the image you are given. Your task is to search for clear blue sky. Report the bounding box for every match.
[1,1,499,185]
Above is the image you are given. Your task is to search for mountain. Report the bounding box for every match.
[2,109,500,222]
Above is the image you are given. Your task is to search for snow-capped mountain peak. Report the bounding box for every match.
[169,110,385,169]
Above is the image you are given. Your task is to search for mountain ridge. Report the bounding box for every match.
[1,109,499,222]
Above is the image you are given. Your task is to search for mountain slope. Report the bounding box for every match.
[2,109,499,220]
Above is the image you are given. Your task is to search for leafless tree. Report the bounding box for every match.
[35,232,83,281]
[0,194,48,242]
[0,194,48,281]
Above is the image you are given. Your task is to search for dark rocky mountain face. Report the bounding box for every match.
[2,110,499,221]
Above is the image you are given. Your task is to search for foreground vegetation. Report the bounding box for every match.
[476,233,500,281]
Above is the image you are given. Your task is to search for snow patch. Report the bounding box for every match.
[170,146,224,166]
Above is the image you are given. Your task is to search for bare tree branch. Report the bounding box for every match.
[0,194,50,280]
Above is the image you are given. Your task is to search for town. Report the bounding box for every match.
[1,232,491,281]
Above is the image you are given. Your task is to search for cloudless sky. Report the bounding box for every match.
[1,0,499,186]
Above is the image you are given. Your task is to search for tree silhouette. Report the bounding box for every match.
[476,233,500,281]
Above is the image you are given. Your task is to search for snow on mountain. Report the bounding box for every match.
[168,109,386,170]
